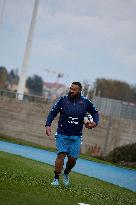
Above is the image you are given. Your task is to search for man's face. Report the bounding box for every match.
[69,84,81,98]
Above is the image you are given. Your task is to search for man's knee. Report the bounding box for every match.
[68,156,77,165]
[57,152,67,160]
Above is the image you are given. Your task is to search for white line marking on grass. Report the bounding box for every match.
[78,203,90,205]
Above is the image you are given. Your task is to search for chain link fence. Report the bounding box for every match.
[0,89,49,103]
[93,96,136,120]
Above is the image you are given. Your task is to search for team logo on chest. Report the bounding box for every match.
[68,117,79,124]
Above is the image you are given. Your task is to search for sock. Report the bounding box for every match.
[64,164,73,175]
[64,170,69,175]
[54,171,61,179]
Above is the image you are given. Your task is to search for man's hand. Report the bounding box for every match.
[45,126,51,136]
[85,121,96,129]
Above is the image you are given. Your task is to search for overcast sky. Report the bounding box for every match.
[0,0,136,87]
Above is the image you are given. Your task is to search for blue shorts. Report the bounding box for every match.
[55,134,82,158]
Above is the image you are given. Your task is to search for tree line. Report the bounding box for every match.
[0,66,136,103]
[94,78,136,102]
[0,66,43,96]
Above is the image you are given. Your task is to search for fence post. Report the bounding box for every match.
[103,116,112,155]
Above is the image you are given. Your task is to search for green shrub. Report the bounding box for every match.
[105,143,136,163]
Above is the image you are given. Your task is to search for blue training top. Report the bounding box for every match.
[45,95,99,136]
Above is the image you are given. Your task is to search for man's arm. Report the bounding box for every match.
[85,99,99,129]
[45,97,62,136]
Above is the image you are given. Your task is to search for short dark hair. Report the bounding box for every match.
[72,82,82,90]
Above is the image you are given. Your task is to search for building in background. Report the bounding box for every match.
[43,82,67,100]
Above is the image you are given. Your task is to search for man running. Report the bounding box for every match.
[45,82,99,186]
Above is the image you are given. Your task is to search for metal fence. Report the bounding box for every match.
[93,96,136,120]
[0,89,136,120]
[0,89,49,103]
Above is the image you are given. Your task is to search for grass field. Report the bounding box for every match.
[0,151,136,205]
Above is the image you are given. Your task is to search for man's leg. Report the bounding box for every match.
[63,156,76,186]
[63,136,81,186]
[64,156,77,175]
[51,134,69,186]
[65,136,81,174]
[51,152,67,186]
[54,152,67,179]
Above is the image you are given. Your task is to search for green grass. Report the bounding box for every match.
[0,151,136,205]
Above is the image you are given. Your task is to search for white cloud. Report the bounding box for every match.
[1,0,136,84]
[3,0,34,32]
[37,5,136,69]
[116,47,136,66]
[33,38,65,56]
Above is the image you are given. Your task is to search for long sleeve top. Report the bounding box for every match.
[45,95,99,136]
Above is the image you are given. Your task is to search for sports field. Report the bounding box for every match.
[0,151,136,205]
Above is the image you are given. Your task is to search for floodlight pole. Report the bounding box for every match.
[17,0,39,100]
[0,0,6,26]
